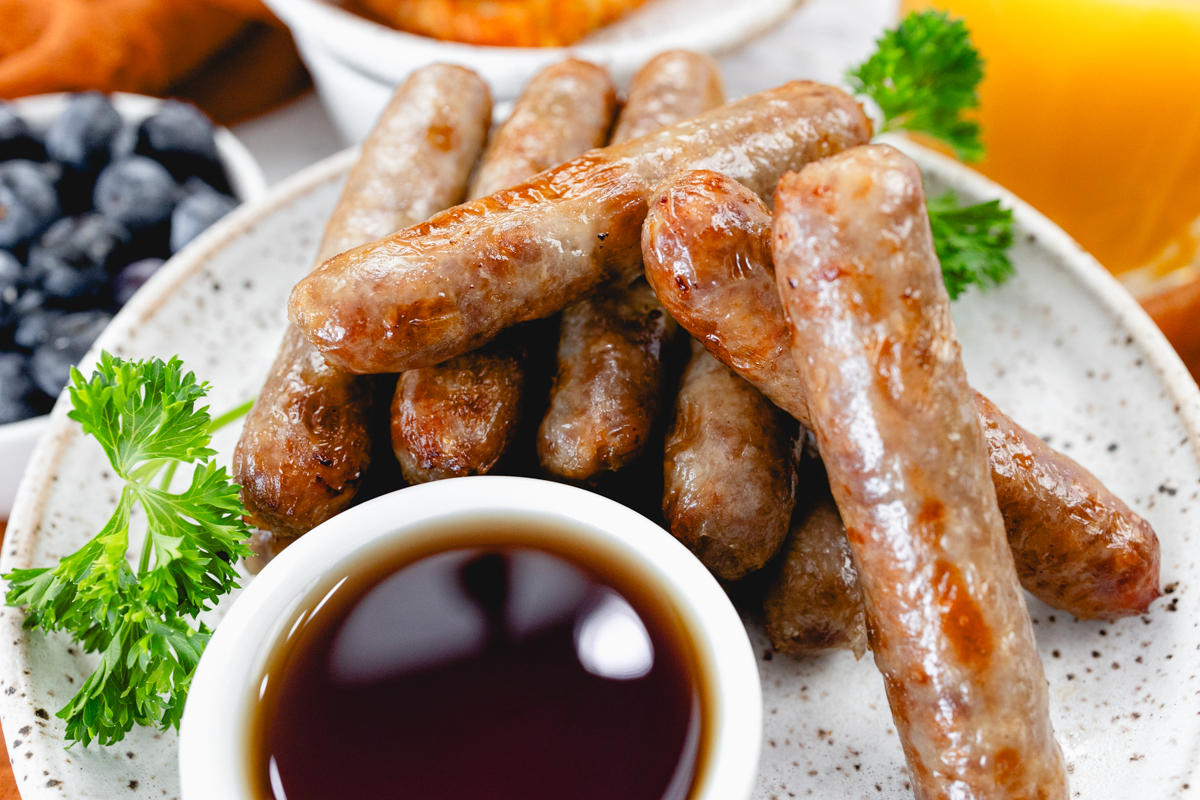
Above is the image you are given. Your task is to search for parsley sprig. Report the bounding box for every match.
[3,352,252,747]
[849,10,1015,299]
[928,192,1014,300]
[848,10,984,162]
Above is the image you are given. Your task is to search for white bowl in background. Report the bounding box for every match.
[263,0,806,142]
[179,477,762,800]
[0,92,268,519]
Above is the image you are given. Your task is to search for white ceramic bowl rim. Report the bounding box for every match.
[179,476,764,800]
[266,0,801,82]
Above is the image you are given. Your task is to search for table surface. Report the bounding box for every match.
[0,0,896,795]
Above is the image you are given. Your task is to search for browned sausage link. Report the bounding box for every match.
[609,50,725,143]
[642,168,1161,620]
[662,340,798,579]
[537,281,676,478]
[468,58,617,200]
[976,393,1161,619]
[764,487,867,658]
[233,64,492,540]
[287,81,872,374]
[538,51,723,480]
[774,144,1068,799]
[391,341,526,482]
[390,60,617,483]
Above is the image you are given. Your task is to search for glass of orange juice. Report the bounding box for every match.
[900,0,1200,295]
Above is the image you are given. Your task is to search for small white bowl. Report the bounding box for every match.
[263,0,806,142]
[179,477,763,800]
[0,92,268,519]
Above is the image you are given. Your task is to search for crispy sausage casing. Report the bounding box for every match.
[774,144,1068,799]
[663,340,798,580]
[764,490,867,658]
[977,393,1161,619]
[610,50,725,143]
[233,65,491,539]
[642,168,1161,620]
[539,281,678,478]
[538,50,723,480]
[391,342,526,482]
[468,58,617,200]
[288,80,872,374]
[392,59,617,483]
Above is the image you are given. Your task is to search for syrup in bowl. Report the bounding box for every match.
[250,516,710,800]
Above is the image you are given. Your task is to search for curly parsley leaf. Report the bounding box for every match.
[928,191,1015,299]
[848,10,985,162]
[3,352,252,747]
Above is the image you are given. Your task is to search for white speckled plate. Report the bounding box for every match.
[0,138,1198,800]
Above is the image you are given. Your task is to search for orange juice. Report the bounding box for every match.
[901,0,1200,289]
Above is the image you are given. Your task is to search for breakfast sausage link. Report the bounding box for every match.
[609,50,725,143]
[774,144,1068,799]
[288,80,872,374]
[538,281,678,479]
[662,340,799,580]
[538,51,723,480]
[391,59,617,483]
[764,486,867,658]
[642,168,1161,620]
[233,64,491,540]
[469,58,618,200]
[975,392,1161,620]
[391,340,527,482]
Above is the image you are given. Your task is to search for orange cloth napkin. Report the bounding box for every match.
[0,0,309,124]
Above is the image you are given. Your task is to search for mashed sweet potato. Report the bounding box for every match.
[349,0,650,47]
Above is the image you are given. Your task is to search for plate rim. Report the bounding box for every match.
[1,138,1198,798]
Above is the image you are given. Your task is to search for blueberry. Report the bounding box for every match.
[0,160,61,250]
[0,103,45,162]
[0,249,21,290]
[11,289,45,319]
[94,156,176,230]
[170,189,236,253]
[113,257,164,306]
[14,308,64,351]
[0,353,35,424]
[136,101,229,192]
[44,92,121,173]
[29,310,111,396]
[33,213,130,272]
[110,121,138,162]
[0,251,21,326]
[27,215,129,303]
[180,176,218,198]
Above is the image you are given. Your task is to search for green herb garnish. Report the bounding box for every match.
[3,352,252,746]
[928,191,1015,300]
[848,9,985,162]
[850,10,1014,298]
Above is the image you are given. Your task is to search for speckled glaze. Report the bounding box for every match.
[0,139,1197,799]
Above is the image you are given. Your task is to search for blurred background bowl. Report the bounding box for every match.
[262,0,806,142]
[0,92,267,518]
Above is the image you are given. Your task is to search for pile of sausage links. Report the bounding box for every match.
[233,51,1162,800]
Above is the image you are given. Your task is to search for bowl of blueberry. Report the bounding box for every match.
[0,91,267,515]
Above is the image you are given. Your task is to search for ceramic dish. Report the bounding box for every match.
[262,0,806,141]
[179,477,762,800]
[0,92,269,520]
[0,139,1197,799]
